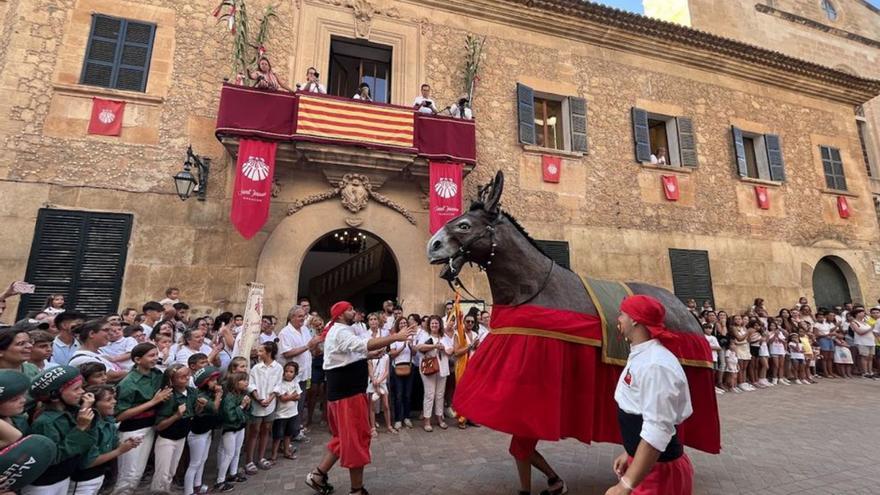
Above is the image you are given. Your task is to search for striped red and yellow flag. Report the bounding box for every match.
[296,95,415,149]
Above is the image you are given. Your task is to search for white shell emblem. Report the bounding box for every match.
[242,156,270,181]
[434,178,458,199]
[758,193,766,202]
[841,202,848,211]
[98,108,116,124]
[547,164,558,175]
[666,182,676,192]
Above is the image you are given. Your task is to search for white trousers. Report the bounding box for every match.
[216,428,245,484]
[184,431,212,495]
[151,436,186,493]
[22,479,70,495]
[67,475,105,495]
[421,372,448,418]
[112,427,155,495]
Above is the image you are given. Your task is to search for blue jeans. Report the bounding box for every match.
[391,370,413,423]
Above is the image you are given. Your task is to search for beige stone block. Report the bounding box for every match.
[0,217,38,260]
[131,225,195,265]
[226,232,267,268]
[119,264,151,307]
[193,229,229,266]
[0,182,48,217]
[74,189,129,212]
[47,185,81,207]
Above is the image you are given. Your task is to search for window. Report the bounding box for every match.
[731,126,785,181]
[856,116,874,178]
[821,0,838,21]
[328,37,392,103]
[17,209,132,320]
[535,240,570,270]
[631,108,697,167]
[516,83,588,153]
[668,249,714,306]
[81,14,156,92]
[821,145,847,191]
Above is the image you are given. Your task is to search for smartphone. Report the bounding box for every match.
[13,282,34,294]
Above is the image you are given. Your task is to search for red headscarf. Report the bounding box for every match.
[619,294,679,344]
[321,300,353,339]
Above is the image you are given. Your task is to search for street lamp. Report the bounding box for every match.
[173,146,211,201]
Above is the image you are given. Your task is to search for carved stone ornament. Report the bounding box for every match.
[315,0,400,39]
[286,173,416,225]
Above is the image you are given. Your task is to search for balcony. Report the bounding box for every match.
[215,84,476,183]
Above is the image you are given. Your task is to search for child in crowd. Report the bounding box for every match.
[152,364,199,494]
[833,329,854,378]
[186,367,224,495]
[0,370,30,436]
[367,350,394,433]
[788,333,806,384]
[798,322,816,383]
[123,324,147,344]
[70,385,141,495]
[271,361,301,463]
[703,324,723,395]
[24,366,95,495]
[28,330,56,372]
[155,333,173,371]
[113,343,173,495]
[767,321,788,385]
[245,341,282,473]
[102,319,137,371]
[79,362,108,386]
[723,339,739,393]
[227,356,249,376]
[43,294,66,316]
[216,371,251,492]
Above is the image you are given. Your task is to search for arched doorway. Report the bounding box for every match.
[812,256,856,309]
[297,228,398,315]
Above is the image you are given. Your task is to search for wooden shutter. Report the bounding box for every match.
[569,97,588,153]
[535,240,570,270]
[632,108,651,162]
[668,248,714,305]
[81,15,123,88]
[676,117,698,167]
[17,209,132,320]
[80,15,155,92]
[821,146,847,191]
[516,83,536,145]
[731,126,748,177]
[116,21,155,91]
[765,134,785,182]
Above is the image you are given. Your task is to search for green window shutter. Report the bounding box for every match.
[765,134,785,182]
[534,240,570,270]
[632,107,651,162]
[568,97,588,153]
[81,15,123,88]
[668,249,714,306]
[115,21,156,92]
[516,83,536,145]
[80,15,155,92]
[676,117,698,167]
[731,126,748,177]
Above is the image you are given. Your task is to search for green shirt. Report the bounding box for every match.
[115,368,163,416]
[20,362,40,380]
[156,387,198,420]
[10,414,28,435]
[80,415,118,469]
[220,392,249,431]
[29,408,95,465]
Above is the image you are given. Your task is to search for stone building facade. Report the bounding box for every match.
[0,0,879,320]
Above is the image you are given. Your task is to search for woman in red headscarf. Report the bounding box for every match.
[606,295,694,495]
[305,301,415,495]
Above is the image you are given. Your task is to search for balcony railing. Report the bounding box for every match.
[215,84,476,164]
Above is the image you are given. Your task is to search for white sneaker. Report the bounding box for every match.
[781,378,791,385]
[745,383,757,391]
[772,378,778,385]
[403,418,413,428]
[444,407,456,419]
[732,387,742,393]
[393,421,402,430]
[738,384,751,392]
[795,379,803,384]
[760,379,773,387]
[714,386,725,394]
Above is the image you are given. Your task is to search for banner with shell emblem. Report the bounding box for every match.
[88,98,125,136]
[231,139,277,239]
[429,162,463,234]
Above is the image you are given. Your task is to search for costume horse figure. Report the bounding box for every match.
[427,171,720,494]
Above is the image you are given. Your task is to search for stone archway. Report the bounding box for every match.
[256,200,434,316]
[812,255,860,309]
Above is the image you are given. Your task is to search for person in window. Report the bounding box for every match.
[413,84,439,114]
[650,147,668,165]
[296,67,326,94]
[248,56,293,92]
[353,82,372,102]
[448,94,473,120]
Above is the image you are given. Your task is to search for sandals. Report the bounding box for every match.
[539,476,568,495]
[438,421,448,430]
[258,458,272,470]
[423,424,433,432]
[245,462,259,475]
[306,468,335,495]
[386,426,397,434]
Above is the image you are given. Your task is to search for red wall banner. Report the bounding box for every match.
[429,162,463,234]
[231,139,277,239]
[837,196,850,218]
[661,175,679,201]
[542,155,561,183]
[755,186,770,209]
[88,98,125,136]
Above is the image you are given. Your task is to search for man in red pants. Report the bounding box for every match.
[606,295,695,495]
[305,301,415,495]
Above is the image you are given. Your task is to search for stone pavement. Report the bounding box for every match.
[136,378,880,495]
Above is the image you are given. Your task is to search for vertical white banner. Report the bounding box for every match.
[238,283,265,359]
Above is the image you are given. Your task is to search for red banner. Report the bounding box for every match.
[231,139,277,239]
[837,196,850,218]
[88,98,125,136]
[755,186,770,209]
[542,155,561,183]
[429,162,463,234]
[661,175,679,201]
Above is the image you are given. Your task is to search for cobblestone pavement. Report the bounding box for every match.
[135,378,880,495]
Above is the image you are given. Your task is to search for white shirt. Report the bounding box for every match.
[248,360,283,416]
[814,321,834,337]
[141,322,154,339]
[352,322,369,338]
[416,332,452,377]
[274,380,302,419]
[323,322,369,371]
[69,349,121,372]
[477,325,490,344]
[298,81,326,94]
[169,343,212,366]
[101,336,138,371]
[852,320,875,346]
[51,336,79,366]
[704,335,720,362]
[352,94,372,101]
[614,339,692,453]
[278,323,312,381]
[413,96,438,114]
[390,340,413,366]
[448,103,473,120]
[381,314,395,334]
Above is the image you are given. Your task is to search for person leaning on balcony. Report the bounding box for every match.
[447,94,473,120]
[297,67,327,94]
[413,84,439,114]
[248,56,293,92]
[353,82,372,102]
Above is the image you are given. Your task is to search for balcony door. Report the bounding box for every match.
[328,37,392,103]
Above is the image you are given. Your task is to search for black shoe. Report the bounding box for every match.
[230,474,247,483]
[214,482,235,492]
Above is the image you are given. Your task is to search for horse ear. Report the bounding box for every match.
[485,171,504,215]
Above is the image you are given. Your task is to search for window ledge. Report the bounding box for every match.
[821,188,858,198]
[522,145,584,159]
[638,162,693,174]
[739,177,783,187]
[52,83,165,106]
